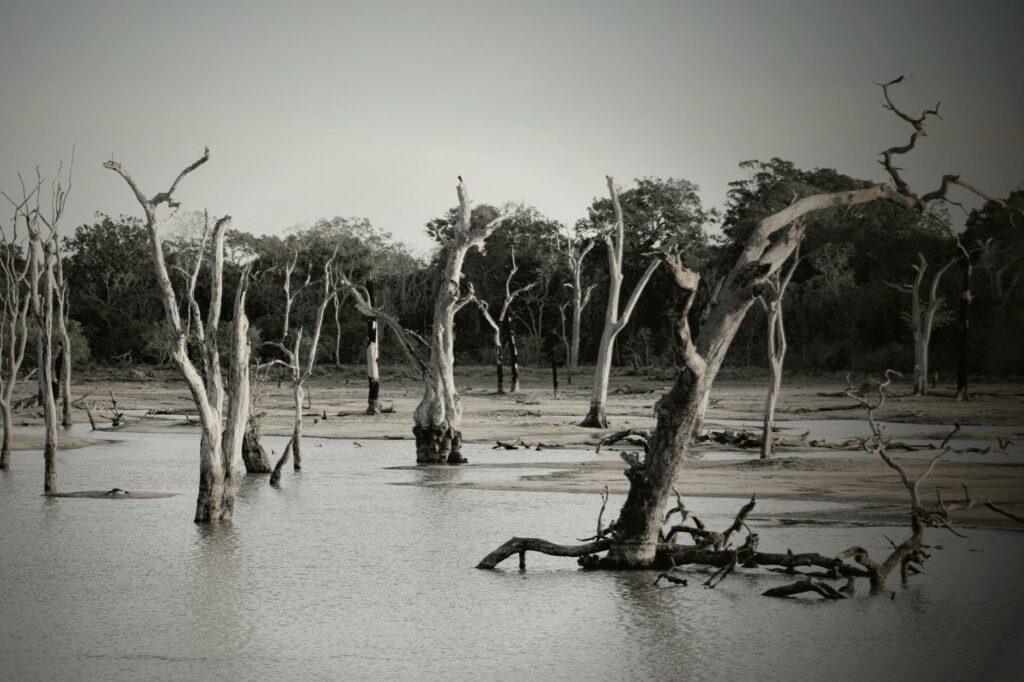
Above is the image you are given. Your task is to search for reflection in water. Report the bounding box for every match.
[1,430,1023,681]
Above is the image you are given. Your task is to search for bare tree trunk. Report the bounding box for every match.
[561,231,594,373]
[292,382,303,470]
[53,247,73,427]
[413,178,503,464]
[581,177,660,428]
[0,403,12,468]
[241,418,272,474]
[887,253,954,396]
[105,149,251,522]
[502,317,521,393]
[759,244,800,460]
[366,316,381,414]
[333,294,343,368]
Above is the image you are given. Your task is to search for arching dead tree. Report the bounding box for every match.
[412,177,503,463]
[105,148,254,522]
[580,177,661,428]
[0,191,34,469]
[886,253,955,395]
[472,246,535,394]
[266,251,335,473]
[559,229,596,374]
[480,76,1018,570]
[758,239,801,460]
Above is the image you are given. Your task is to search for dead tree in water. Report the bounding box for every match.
[472,247,535,394]
[886,253,955,395]
[481,372,1024,593]
[266,251,335,473]
[412,177,503,463]
[758,240,801,460]
[581,177,661,429]
[0,191,34,468]
[363,283,382,414]
[105,148,253,522]
[480,76,1020,570]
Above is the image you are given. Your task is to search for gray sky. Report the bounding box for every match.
[2,0,1021,252]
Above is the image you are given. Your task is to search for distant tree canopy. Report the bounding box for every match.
[59,166,1022,377]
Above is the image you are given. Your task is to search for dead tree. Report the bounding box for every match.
[580,177,661,428]
[105,148,254,522]
[481,372,1024,592]
[472,247,535,394]
[559,229,596,374]
[0,192,34,469]
[758,240,801,460]
[363,283,382,414]
[480,76,1019,570]
[412,177,503,463]
[266,251,335,472]
[885,253,955,395]
[50,221,73,426]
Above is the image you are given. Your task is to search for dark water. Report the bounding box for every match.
[2,428,1023,681]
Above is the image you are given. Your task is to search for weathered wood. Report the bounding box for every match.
[582,177,661,428]
[476,537,612,570]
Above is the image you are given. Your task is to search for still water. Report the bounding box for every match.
[2,429,1023,681]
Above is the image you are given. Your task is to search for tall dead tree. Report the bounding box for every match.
[758,240,801,460]
[105,148,254,522]
[0,194,33,469]
[412,177,502,463]
[363,283,382,414]
[580,177,661,428]
[480,76,1018,570]
[886,253,955,395]
[560,230,596,374]
[267,251,335,473]
[472,247,535,394]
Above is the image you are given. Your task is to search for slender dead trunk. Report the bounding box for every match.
[54,250,73,427]
[759,244,800,460]
[888,254,954,396]
[366,316,381,414]
[333,294,343,368]
[0,403,12,468]
[293,381,303,470]
[581,177,661,428]
[502,316,521,393]
[413,178,503,464]
[561,232,594,373]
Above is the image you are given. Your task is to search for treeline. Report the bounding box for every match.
[61,158,1022,377]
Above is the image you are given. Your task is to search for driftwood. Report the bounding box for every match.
[269,437,296,486]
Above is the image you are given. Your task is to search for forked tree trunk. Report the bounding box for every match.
[888,254,954,396]
[604,187,907,567]
[413,178,503,464]
[581,177,660,429]
[760,245,800,460]
[561,233,594,373]
[106,149,251,522]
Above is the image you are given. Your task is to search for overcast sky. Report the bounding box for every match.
[2,0,1021,252]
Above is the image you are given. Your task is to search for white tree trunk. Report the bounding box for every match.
[413,178,502,463]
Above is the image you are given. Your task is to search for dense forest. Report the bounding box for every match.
[55,158,1022,379]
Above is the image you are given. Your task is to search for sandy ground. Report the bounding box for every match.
[17,364,1024,525]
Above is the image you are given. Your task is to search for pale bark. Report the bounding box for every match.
[481,76,1019,572]
[104,149,251,522]
[759,242,801,460]
[581,176,661,429]
[366,316,381,414]
[267,253,335,473]
[53,246,72,426]
[471,248,534,395]
[0,199,32,469]
[560,232,595,372]
[886,253,955,395]
[412,178,503,463]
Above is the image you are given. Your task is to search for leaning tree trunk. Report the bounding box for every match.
[241,419,272,474]
[412,178,502,464]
